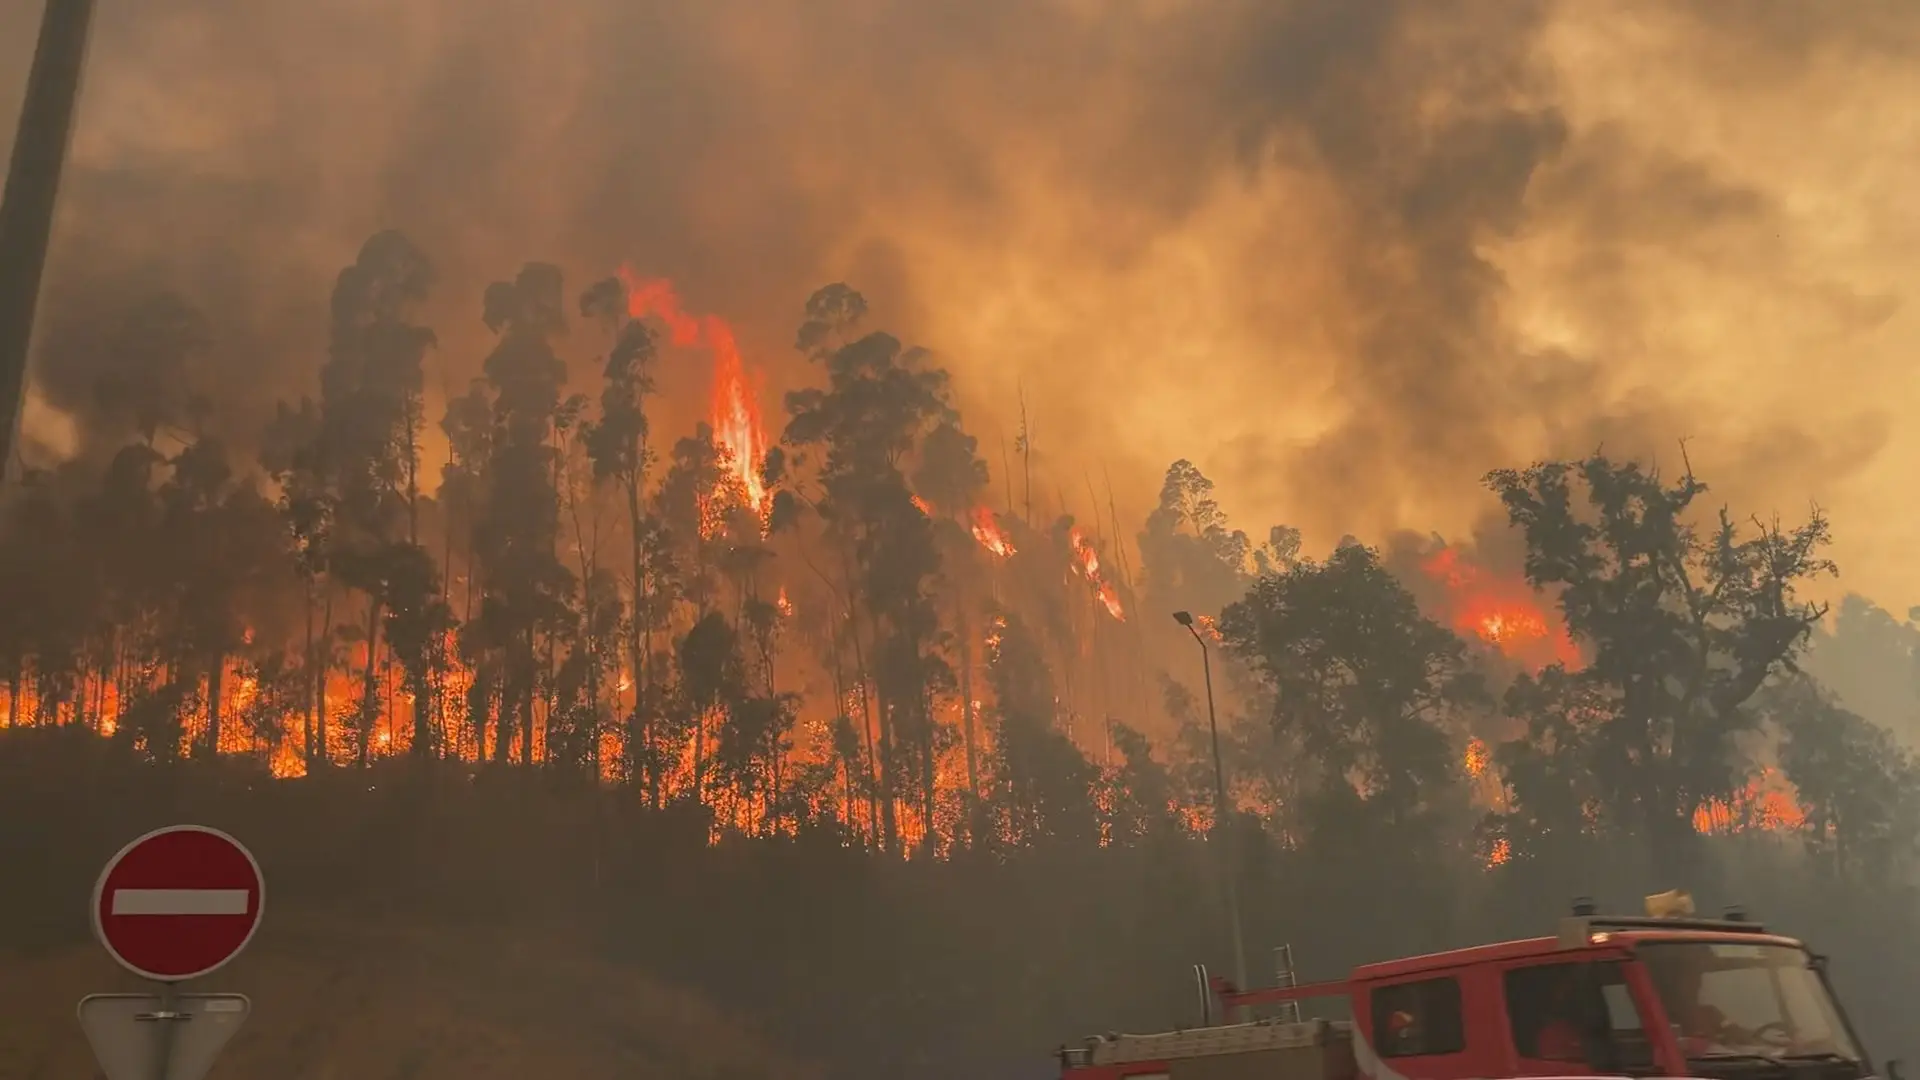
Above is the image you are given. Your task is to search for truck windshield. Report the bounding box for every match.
[1638,941,1860,1063]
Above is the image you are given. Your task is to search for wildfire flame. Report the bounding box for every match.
[776,586,794,618]
[1069,527,1102,579]
[1464,737,1490,779]
[1693,768,1807,835]
[911,495,933,517]
[619,266,770,533]
[1419,547,1578,669]
[1067,527,1125,621]
[970,507,1016,558]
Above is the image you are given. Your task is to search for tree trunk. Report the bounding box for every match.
[956,600,980,845]
[846,610,887,853]
[921,676,938,856]
[409,660,434,759]
[203,653,225,759]
[519,628,537,767]
[839,538,892,854]
[626,475,651,800]
[315,586,334,769]
[768,727,783,833]
[693,707,707,805]
[841,756,855,836]
[303,586,317,765]
[358,598,382,768]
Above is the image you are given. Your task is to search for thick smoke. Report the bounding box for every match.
[1,0,1915,598]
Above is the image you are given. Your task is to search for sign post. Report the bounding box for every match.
[81,825,264,1080]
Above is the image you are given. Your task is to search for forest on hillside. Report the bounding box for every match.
[6,230,1920,1078]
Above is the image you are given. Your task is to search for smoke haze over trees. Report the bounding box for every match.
[1,0,1917,600]
[4,2,1920,1078]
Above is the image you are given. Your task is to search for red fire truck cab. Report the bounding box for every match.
[1059,895,1880,1080]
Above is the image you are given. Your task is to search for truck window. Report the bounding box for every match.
[1640,941,1860,1062]
[1505,960,1654,1073]
[1371,977,1464,1058]
[1506,963,1590,1062]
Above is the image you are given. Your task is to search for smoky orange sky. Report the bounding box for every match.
[2,0,1917,608]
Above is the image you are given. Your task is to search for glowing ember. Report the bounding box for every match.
[1484,837,1512,868]
[1419,547,1578,669]
[619,265,770,530]
[776,586,794,618]
[970,507,1016,558]
[911,495,933,517]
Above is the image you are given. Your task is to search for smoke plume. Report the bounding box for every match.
[1,0,1915,599]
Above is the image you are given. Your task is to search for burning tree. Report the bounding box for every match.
[782,284,961,856]
[1483,454,1836,876]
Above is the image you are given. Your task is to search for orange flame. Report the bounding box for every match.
[1069,527,1102,579]
[619,266,770,531]
[1693,768,1807,835]
[1068,527,1125,621]
[1420,547,1578,669]
[910,495,933,517]
[1464,736,1490,779]
[705,320,769,523]
[776,586,794,618]
[969,507,1016,558]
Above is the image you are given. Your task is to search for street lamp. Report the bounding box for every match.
[0,0,97,483]
[1173,609,1248,1002]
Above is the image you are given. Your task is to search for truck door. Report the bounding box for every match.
[1501,959,1656,1077]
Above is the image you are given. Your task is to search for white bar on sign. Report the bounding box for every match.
[111,888,250,916]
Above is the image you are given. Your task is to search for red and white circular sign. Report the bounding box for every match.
[90,825,265,983]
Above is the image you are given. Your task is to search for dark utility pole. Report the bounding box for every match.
[0,0,97,479]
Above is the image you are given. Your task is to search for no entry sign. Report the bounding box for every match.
[90,825,265,983]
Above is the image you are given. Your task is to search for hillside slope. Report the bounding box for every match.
[0,916,820,1080]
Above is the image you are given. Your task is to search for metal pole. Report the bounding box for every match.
[1191,627,1249,1000]
[153,983,178,1080]
[0,0,97,482]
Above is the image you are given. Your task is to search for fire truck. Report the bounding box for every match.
[1058,892,1885,1080]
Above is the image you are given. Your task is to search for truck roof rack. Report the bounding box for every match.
[1559,914,1772,948]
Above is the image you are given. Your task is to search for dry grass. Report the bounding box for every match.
[0,916,821,1080]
